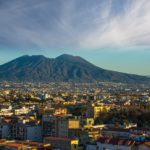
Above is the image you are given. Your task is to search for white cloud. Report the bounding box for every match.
[0,0,150,51]
[80,0,150,50]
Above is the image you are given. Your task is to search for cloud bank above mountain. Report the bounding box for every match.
[0,0,150,51]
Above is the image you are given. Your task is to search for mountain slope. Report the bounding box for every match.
[0,54,149,83]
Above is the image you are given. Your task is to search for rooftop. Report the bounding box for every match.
[98,137,135,146]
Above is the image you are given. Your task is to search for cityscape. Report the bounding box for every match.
[0,81,150,149]
[0,0,150,150]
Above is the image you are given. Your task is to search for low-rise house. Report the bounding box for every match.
[86,104,110,119]
[14,107,30,115]
[0,140,52,150]
[0,105,13,116]
[101,128,130,138]
[44,136,78,150]
[97,137,136,150]
[10,123,42,142]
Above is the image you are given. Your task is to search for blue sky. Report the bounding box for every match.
[0,0,150,75]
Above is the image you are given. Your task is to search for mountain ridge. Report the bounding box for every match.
[0,54,149,83]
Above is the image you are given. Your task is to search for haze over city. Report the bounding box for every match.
[0,0,150,75]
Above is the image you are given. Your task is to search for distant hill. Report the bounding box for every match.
[0,54,149,83]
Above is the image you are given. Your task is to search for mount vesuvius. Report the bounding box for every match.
[0,54,149,83]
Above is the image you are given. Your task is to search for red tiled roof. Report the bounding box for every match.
[44,136,77,141]
[3,143,23,148]
[98,137,135,146]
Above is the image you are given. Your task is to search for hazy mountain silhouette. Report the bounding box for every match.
[0,54,149,83]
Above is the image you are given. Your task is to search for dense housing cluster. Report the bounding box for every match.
[0,82,150,150]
